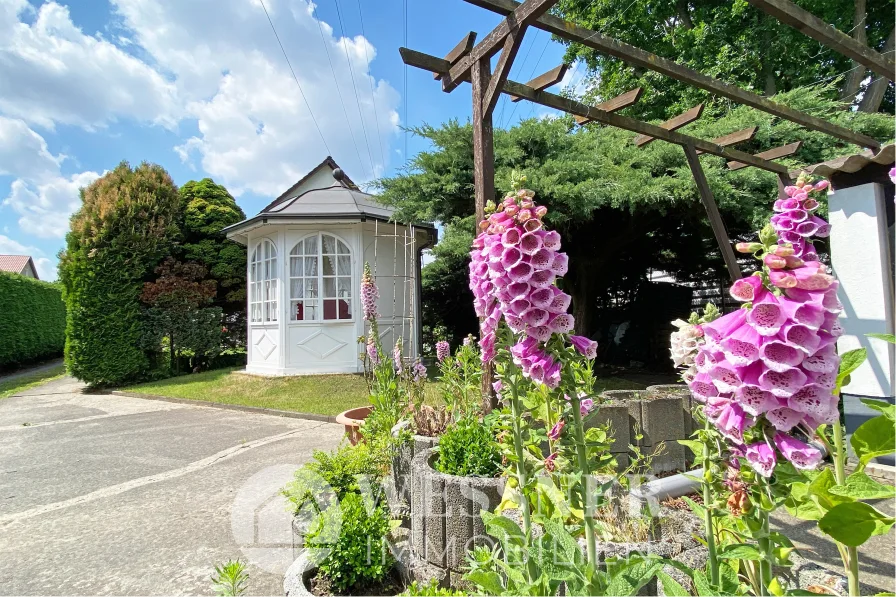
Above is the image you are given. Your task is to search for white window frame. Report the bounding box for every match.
[249,238,278,324]
[289,232,353,323]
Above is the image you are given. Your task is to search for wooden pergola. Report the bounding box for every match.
[400,0,893,282]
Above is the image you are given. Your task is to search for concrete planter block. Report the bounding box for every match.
[409,448,503,585]
[599,389,688,473]
[393,434,438,510]
[647,384,697,436]
[586,400,631,454]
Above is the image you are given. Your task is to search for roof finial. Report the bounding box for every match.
[333,168,345,182]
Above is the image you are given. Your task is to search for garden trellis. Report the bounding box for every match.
[399,0,893,282]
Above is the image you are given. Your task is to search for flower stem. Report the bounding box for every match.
[702,416,720,587]
[570,393,597,570]
[757,508,772,596]
[508,374,531,538]
[832,422,861,597]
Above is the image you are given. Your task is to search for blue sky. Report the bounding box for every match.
[0,0,580,280]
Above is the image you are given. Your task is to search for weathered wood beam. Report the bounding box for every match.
[483,25,528,115]
[433,32,477,80]
[442,0,558,93]
[510,64,568,102]
[634,104,704,147]
[574,87,642,124]
[744,0,894,80]
[684,144,742,282]
[399,47,790,173]
[462,0,881,150]
[696,127,758,155]
[727,141,802,170]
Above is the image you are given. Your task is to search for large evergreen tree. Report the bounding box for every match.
[60,162,181,386]
[178,178,247,348]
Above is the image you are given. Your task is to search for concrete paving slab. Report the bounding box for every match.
[0,376,346,596]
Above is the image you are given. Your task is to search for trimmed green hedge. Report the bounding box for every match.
[0,272,66,368]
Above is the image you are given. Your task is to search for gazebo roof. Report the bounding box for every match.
[224,157,434,244]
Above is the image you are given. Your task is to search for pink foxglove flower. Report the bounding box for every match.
[685,174,843,475]
[435,341,450,363]
[361,263,379,321]
[774,433,823,470]
[366,338,380,365]
[548,419,565,441]
[580,397,595,416]
[570,335,598,360]
[745,442,777,477]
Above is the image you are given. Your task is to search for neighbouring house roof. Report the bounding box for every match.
[0,255,38,279]
[224,156,435,245]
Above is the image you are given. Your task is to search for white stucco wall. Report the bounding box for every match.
[829,182,895,401]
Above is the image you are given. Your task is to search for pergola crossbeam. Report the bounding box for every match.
[510,64,569,102]
[433,32,477,80]
[574,87,642,124]
[463,0,881,150]
[727,141,802,170]
[399,47,790,174]
[696,127,758,155]
[744,0,895,80]
[441,0,558,93]
[634,104,704,147]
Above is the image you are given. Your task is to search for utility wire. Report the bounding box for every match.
[333,0,376,175]
[259,0,331,155]
[314,4,366,176]
[355,0,389,171]
[498,29,540,129]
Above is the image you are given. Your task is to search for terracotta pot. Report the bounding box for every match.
[335,405,373,445]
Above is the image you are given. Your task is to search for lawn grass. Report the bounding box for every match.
[0,364,67,399]
[122,367,646,416]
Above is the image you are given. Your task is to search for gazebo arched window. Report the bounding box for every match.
[289,233,352,321]
[250,239,278,323]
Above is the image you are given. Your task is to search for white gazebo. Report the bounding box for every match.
[225,157,436,376]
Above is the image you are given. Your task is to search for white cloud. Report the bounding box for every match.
[5,170,101,239]
[559,61,590,98]
[0,116,63,181]
[0,0,178,130]
[0,232,34,254]
[112,0,400,194]
[0,116,100,239]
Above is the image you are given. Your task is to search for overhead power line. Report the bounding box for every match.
[355,0,389,173]
[314,4,367,177]
[333,0,376,176]
[258,0,331,155]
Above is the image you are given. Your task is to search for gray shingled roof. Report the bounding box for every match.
[264,184,396,220]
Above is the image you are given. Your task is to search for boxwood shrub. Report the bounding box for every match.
[0,272,66,368]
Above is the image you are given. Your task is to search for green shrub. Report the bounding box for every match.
[283,441,389,510]
[305,493,393,593]
[0,272,65,368]
[435,417,502,477]
[59,161,181,386]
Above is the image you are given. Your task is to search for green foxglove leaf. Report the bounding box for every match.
[678,439,704,460]
[482,512,525,547]
[866,333,896,344]
[829,471,896,500]
[464,570,504,595]
[818,502,896,546]
[718,544,762,560]
[851,416,896,465]
[656,571,690,597]
[836,348,867,392]
[807,468,852,511]
[605,559,663,597]
[859,398,895,421]
[692,570,715,597]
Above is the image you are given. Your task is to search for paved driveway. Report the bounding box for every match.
[0,377,344,596]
